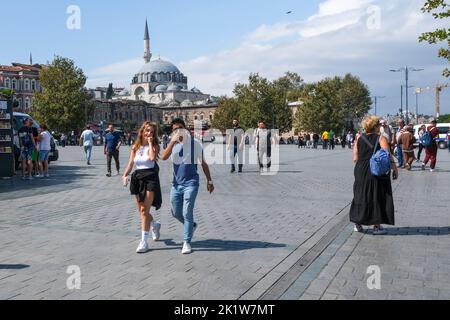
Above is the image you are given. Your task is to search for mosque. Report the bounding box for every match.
[117,20,215,108]
[94,20,218,128]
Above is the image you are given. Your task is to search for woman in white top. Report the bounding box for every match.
[123,121,162,254]
[36,123,52,178]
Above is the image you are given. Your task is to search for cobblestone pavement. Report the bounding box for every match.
[0,145,449,300]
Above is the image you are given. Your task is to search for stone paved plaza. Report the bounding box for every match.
[0,145,449,300]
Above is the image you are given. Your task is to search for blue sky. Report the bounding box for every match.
[1,0,449,116]
[1,0,320,70]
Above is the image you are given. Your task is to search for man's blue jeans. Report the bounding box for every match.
[84,146,92,163]
[397,144,403,167]
[171,185,199,244]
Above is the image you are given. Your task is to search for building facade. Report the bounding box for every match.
[0,61,43,112]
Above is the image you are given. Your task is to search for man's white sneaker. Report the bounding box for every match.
[182,242,192,254]
[151,222,161,241]
[136,241,149,254]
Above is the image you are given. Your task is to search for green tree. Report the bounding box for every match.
[419,0,450,77]
[211,97,240,130]
[295,74,371,133]
[106,83,114,100]
[438,114,450,122]
[32,56,94,133]
[233,73,300,132]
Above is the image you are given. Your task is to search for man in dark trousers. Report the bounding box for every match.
[104,123,122,177]
[228,117,245,173]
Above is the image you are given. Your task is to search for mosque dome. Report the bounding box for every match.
[138,58,181,74]
[181,99,194,107]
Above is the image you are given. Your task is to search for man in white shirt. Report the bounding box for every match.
[79,125,94,165]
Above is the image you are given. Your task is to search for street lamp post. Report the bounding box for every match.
[390,67,424,125]
[372,96,385,115]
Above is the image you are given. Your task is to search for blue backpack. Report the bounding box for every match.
[362,135,391,177]
[420,131,433,147]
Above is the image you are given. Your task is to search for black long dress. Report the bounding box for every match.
[349,134,395,226]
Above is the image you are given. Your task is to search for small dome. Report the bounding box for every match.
[168,100,180,108]
[167,84,181,91]
[138,58,181,75]
[155,85,168,92]
[181,99,194,107]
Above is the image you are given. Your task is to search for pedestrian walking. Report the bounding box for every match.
[346,131,354,149]
[104,123,122,177]
[422,120,440,172]
[60,133,67,148]
[322,131,329,150]
[228,117,245,173]
[18,118,36,180]
[312,133,319,149]
[122,121,162,254]
[380,120,395,154]
[416,125,426,162]
[36,124,52,178]
[400,125,416,171]
[305,133,311,148]
[395,119,406,168]
[340,134,346,149]
[80,125,94,165]
[161,118,214,254]
[328,130,335,150]
[350,115,397,235]
[256,120,274,172]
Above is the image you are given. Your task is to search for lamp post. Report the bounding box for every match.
[372,96,385,115]
[390,67,424,124]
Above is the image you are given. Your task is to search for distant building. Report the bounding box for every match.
[0,57,43,112]
[106,20,218,128]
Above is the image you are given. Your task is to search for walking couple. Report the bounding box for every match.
[122,119,214,255]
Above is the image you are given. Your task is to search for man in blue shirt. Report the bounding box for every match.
[161,118,214,254]
[104,123,122,177]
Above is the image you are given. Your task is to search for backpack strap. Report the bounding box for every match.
[359,134,380,156]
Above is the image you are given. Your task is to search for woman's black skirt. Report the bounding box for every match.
[130,166,162,210]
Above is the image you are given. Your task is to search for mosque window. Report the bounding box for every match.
[12,79,17,90]
[5,78,10,88]
[25,79,30,91]
[31,80,36,91]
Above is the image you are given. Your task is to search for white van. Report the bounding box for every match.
[413,123,450,149]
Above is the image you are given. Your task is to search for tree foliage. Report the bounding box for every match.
[438,113,450,122]
[419,0,450,77]
[32,56,94,133]
[295,74,371,133]
[106,83,114,100]
[211,97,240,130]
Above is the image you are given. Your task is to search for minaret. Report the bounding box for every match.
[143,20,152,64]
[30,52,33,65]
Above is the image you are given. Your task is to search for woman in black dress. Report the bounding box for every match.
[349,116,398,235]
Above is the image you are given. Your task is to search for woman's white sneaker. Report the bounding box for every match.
[136,241,149,253]
[182,242,192,254]
[353,224,364,233]
[151,222,161,241]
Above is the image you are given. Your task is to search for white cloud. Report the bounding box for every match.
[86,0,450,115]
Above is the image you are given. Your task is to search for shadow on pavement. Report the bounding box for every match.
[162,238,286,252]
[0,165,96,200]
[373,227,450,236]
[0,264,30,270]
